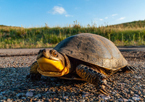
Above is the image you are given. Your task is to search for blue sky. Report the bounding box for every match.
[0,0,145,27]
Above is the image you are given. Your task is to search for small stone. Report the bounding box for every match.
[21,97,26,100]
[117,98,123,101]
[111,91,116,95]
[29,89,35,91]
[135,75,142,79]
[7,98,12,102]
[130,90,134,95]
[63,96,68,100]
[82,92,90,97]
[123,98,129,101]
[128,99,134,102]
[37,99,43,102]
[79,99,86,102]
[99,94,110,100]
[26,91,33,97]
[55,98,59,100]
[132,94,140,101]
[138,90,141,95]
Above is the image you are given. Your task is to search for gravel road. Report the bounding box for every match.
[0,47,145,102]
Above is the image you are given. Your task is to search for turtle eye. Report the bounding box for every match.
[51,50,58,57]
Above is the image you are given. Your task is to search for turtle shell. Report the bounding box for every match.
[54,33,128,70]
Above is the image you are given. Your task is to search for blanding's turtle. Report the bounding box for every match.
[26,33,136,95]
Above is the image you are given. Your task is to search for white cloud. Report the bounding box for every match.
[112,14,118,16]
[65,14,73,17]
[52,6,66,14]
[105,17,108,19]
[118,17,126,20]
[49,6,73,17]
[99,19,103,21]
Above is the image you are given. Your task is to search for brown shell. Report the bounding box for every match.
[54,33,128,70]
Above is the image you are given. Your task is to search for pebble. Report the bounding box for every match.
[130,90,134,95]
[21,97,26,100]
[99,94,111,100]
[132,94,140,101]
[82,92,90,97]
[63,96,68,99]
[135,75,142,79]
[7,99,13,102]
[26,92,33,97]
[128,99,134,102]
[79,99,86,102]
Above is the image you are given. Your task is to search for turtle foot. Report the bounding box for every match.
[26,73,41,81]
[76,64,111,95]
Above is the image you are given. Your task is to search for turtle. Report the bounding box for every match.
[26,33,136,95]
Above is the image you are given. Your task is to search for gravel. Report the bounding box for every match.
[0,49,145,102]
[0,49,39,56]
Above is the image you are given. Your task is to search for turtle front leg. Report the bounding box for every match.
[26,61,41,80]
[76,64,110,95]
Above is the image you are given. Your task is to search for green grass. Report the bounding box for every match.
[0,20,145,48]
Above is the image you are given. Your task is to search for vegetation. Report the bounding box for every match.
[0,20,145,48]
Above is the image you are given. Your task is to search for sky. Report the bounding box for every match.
[0,0,145,28]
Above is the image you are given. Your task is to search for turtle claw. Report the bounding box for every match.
[99,88,109,96]
[98,80,112,95]
[132,66,137,71]
[126,65,137,73]
[102,82,112,89]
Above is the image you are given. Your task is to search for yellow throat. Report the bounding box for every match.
[37,57,69,77]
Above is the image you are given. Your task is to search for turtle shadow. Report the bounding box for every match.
[0,66,85,90]
[0,67,101,98]
[26,76,86,88]
[0,66,85,91]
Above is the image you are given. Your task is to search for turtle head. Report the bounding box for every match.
[36,49,70,77]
